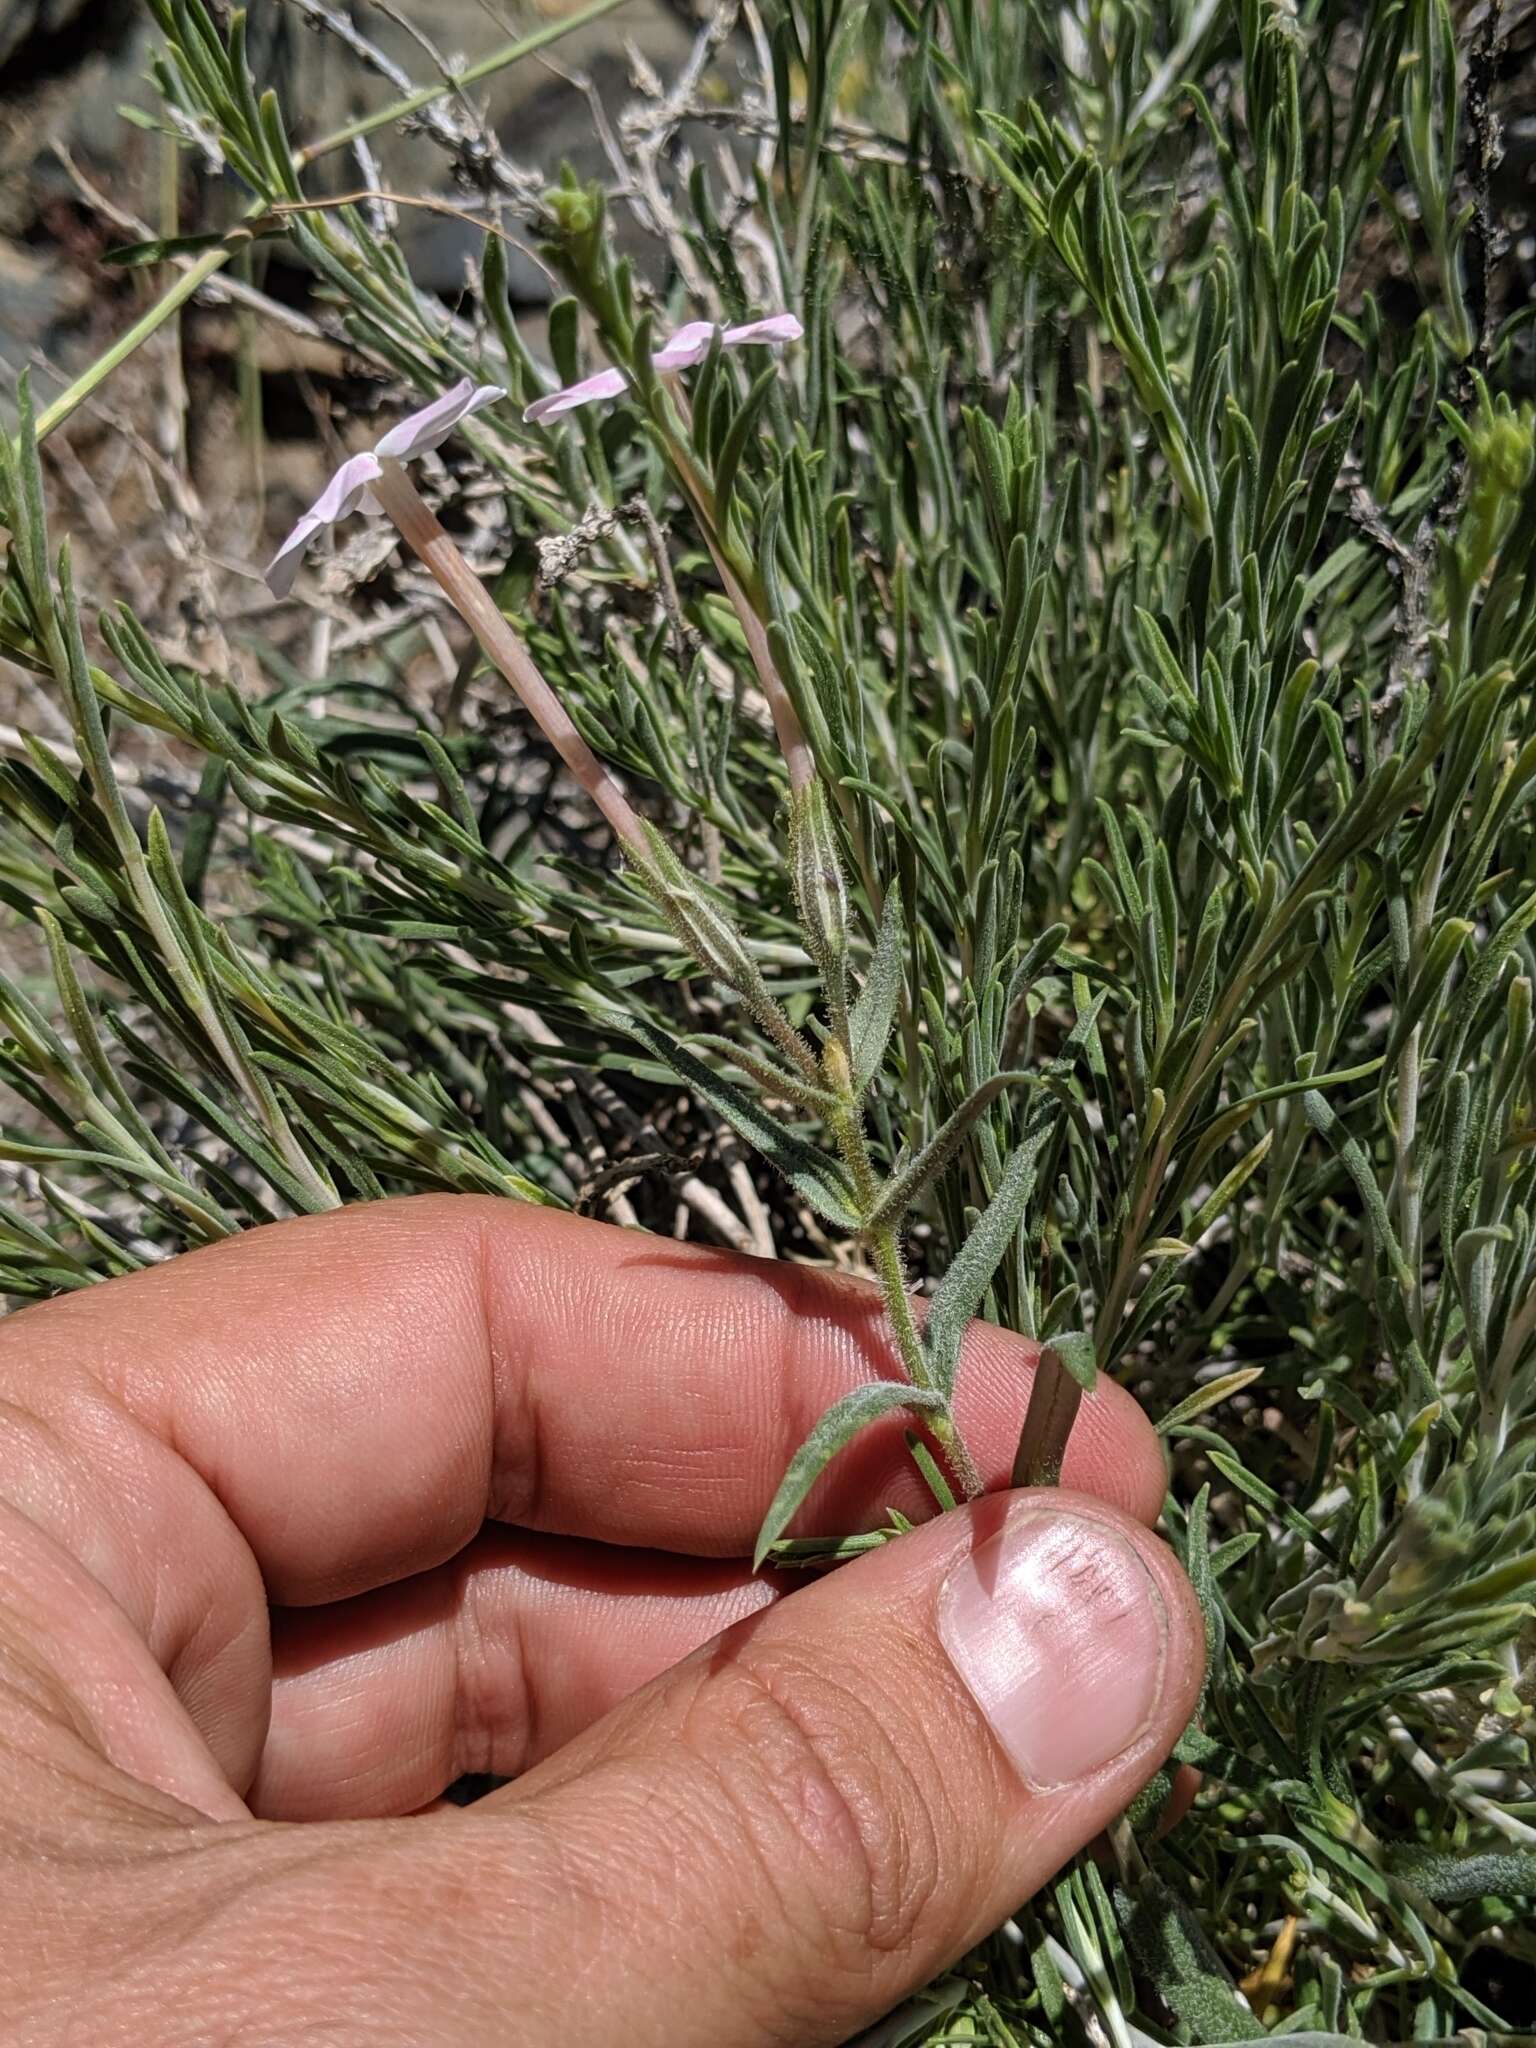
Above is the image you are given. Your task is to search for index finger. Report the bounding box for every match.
[0,1196,1165,1613]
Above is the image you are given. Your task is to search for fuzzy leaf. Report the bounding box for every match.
[626,1018,858,1228]
[753,1380,944,1567]
[922,1106,1059,1395]
[849,880,905,1093]
[863,1070,1033,1232]
[1390,1848,1536,1903]
[1156,1367,1264,1434]
[1115,1874,1265,2040]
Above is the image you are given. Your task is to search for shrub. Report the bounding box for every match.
[1,1,1533,2039]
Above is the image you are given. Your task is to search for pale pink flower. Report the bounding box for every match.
[265,377,504,597]
[524,312,804,425]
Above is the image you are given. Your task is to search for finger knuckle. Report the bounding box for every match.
[450,1546,533,1781]
[681,1642,946,1987]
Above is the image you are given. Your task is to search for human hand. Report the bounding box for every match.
[0,1196,1202,2045]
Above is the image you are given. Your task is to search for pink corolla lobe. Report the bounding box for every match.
[264,377,504,598]
[523,312,804,425]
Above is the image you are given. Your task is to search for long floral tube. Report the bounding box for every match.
[369,459,649,854]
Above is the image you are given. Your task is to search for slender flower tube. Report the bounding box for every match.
[264,379,505,598]
[261,377,648,852]
[369,460,647,852]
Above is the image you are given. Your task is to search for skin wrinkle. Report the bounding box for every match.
[529,1788,667,2018]
[676,1633,951,2005]
[450,1537,510,1784]
[595,1706,823,2030]
[477,1207,545,1532]
[0,1394,76,1528]
[690,1658,877,1962]
[80,1825,394,2040]
[488,1561,537,1781]
[745,1648,946,1964]
[0,1355,264,1700]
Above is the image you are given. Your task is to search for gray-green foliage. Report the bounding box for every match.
[1,0,1535,2040]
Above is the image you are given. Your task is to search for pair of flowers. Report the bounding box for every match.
[265,313,802,597]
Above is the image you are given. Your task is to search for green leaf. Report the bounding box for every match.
[863,1069,1033,1232]
[1156,1367,1264,1434]
[103,227,275,268]
[626,1018,858,1228]
[1115,1874,1266,2040]
[1177,1127,1273,1246]
[849,880,905,1093]
[753,1380,944,1567]
[1202,1447,1339,1561]
[1049,1330,1096,1388]
[713,362,780,535]
[922,1106,1059,1396]
[903,1428,956,1512]
[1390,1848,1536,1903]
[788,777,849,1006]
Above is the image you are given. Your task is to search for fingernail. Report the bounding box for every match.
[937,1505,1168,1790]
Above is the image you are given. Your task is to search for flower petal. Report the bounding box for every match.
[520,310,803,427]
[374,377,505,460]
[651,320,723,371]
[523,366,629,425]
[722,313,805,348]
[263,451,383,598]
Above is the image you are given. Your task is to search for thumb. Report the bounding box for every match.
[448,1489,1204,2046]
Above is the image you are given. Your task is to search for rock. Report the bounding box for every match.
[0,0,137,79]
[0,235,91,383]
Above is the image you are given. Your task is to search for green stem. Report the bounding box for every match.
[37,247,229,442]
[829,1079,983,1504]
[652,420,815,791]
[869,1223,931,1387]
[873,1223,983,1502]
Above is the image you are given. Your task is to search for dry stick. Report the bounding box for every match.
[1010,1344,1084,1491]
[370,460,649,856]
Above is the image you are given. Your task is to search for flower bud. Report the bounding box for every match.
[543,181,602,241]
[637,826,765,1000]
[789,778,849,1002]
[822,1038,851,1098]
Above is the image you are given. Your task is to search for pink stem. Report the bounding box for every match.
[662,420,815,793]
[707,540,816,794]
[372,460,648,855]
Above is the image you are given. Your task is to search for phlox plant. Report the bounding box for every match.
[0,1,1534,2042]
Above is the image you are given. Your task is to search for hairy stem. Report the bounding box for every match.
[827,1067,983,1504]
